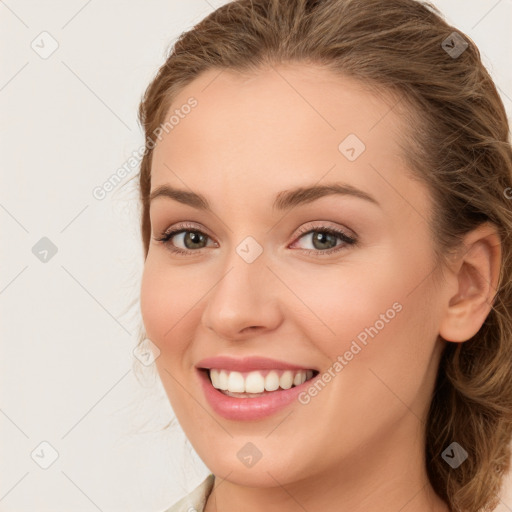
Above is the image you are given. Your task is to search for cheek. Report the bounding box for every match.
[140,256,192,355]
[140,261,167,345]
[346,276,439,423]
[294,244,439,397]
[140,258,203,415]
[284,257,402,357]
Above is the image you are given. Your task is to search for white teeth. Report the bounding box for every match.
[265,371,280,391]
[210,369,221,389]
[279,370,294,390]
[245,371,265,393]
[227,371,245,392]
[209,368,314,394]
[219,370,229,390]
[293,371,306,386]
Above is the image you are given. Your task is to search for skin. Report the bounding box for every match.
[140,64,501,512]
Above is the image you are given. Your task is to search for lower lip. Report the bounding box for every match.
[197,369,314,421]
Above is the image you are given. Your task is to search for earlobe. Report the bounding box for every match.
[439,223,501,343]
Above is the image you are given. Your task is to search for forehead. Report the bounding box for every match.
[150,64,420,212]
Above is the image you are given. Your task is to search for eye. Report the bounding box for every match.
[153,222,357,257]
[154,222,217,255]
[290,224,357,256]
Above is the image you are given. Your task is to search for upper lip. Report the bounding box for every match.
[196,356,317,372]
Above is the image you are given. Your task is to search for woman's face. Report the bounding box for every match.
[141,64,450,488]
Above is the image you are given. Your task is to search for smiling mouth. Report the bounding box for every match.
[202,368,319,398]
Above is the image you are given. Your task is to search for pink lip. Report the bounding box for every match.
[197,370,316,421]
[196,357,318,421]
[196,355,315,372]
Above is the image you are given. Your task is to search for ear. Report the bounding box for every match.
[439,222,502,343]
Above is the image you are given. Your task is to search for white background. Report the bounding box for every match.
[1,1,511,510]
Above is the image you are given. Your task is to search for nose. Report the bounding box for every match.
[200,252,284,341]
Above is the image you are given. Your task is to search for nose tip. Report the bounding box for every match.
[200,260,283,341]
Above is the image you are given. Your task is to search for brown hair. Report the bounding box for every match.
[135,1,512,510]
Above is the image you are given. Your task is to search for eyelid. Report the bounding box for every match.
[293,221,355,239]
[158,221,215,240]
[156,220,357,256]
[158,220,354,239]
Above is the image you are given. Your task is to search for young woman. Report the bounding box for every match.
[135,0,512,510]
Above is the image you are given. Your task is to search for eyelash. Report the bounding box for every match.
[154,222,357,257]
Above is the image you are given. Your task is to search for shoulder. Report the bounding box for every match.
[161,474,215,512]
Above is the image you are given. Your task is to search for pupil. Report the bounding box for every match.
[186,231,205,249]
[313,232,336,250]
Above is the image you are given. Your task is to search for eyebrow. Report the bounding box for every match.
[149,182,380,211]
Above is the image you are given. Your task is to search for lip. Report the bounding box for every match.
[196,357,319,421]
[196,355,317,373]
